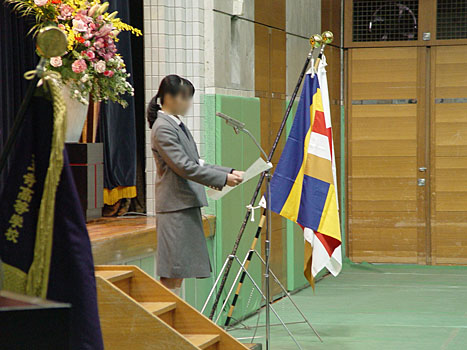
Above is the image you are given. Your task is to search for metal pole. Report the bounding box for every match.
[264,170,272,350]
[209,41,319,320]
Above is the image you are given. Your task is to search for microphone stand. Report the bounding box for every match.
[214,114,276,350]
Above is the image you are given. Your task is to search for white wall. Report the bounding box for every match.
[144,0,206,215]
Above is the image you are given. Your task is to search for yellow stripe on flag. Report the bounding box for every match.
[317,184,341,241]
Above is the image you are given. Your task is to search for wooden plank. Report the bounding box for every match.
[349,211,418,264]
[255,0,285,29]
[183,334,220,350]
[140,302,177,316]
[95,270,134,283]
[270,29,286,95]
[111,266,250,350]
[321,0,342,47]
[96,276,198,350]
[351,157,416,178]
[416,46,429,265]
[254,24,270,94]
[255,17,287,294]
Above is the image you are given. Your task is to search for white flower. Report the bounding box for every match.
[94,60,106,73]
[34,0,48,6]
[81,74,89,83]
[50,56,62,68]
[72,19,88,33]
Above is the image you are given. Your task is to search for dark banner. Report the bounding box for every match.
[99,0,137,195]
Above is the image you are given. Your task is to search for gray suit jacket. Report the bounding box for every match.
[151,112,232,213]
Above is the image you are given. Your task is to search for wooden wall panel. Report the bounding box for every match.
[255,22,287,295]
[431,46,467,265]
[321,0,342,47]
[255,0,285,30]
[348,47,424,263]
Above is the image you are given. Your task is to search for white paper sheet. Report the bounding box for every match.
[207,158,273,200]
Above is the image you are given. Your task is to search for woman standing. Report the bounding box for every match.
[148,75,244,295]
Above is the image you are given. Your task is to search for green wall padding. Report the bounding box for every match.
[214,95,263,324]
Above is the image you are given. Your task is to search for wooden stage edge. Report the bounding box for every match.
[87,215,216,265]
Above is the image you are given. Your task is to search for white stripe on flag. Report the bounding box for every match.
[307,132,331,160]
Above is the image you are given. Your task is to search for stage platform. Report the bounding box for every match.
[87,215,216,265]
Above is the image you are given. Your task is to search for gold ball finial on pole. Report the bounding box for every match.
[321,31,334,45]
[309,34,323,49]
[313,31,334,71]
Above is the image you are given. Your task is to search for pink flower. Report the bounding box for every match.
[34,0,48,6]
[94,60,106,73]
[50,56,62,67]
[103,53,113,61]
[96,24,113,37]
[71,59,87,73]
[84,40,91,47]
[94,38,105,49]
[59,4,73,18]
[83,50,95,60]
[103,70,114,77]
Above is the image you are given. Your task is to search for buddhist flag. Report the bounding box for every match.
[270,58,342,285]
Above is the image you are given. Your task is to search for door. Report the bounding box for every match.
[347,47,428,263]
[430,45,467,265]
[348,45,467,265]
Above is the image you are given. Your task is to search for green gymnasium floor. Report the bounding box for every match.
[229,262,467,350]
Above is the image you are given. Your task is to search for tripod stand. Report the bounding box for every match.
[201,120,322,349]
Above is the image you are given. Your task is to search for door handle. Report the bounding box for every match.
[418,178,426,186]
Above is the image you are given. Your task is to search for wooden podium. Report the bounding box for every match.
[0,291,71,349]
[66,143,104,221]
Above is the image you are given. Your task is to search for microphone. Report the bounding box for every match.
[216,112,245,134]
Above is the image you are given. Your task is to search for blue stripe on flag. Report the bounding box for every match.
[297,175,329,230]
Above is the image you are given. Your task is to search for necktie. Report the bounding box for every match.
[179,122,189,139]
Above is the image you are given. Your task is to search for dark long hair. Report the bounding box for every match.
[147,75,195,128]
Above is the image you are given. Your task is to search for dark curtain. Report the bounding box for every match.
[0,3,37,193]
[129,0,146,212]
[98,0,137,200]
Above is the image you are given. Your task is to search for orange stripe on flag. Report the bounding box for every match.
[304,154,334,184]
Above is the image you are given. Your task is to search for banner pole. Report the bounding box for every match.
[208,34,325,320]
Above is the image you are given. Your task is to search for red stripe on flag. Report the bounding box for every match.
[312,111,326,135]
[299,224,340,257]
[315,232,341,257]
[311,110,334,158]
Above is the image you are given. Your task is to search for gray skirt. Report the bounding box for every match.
[156,207,211,278]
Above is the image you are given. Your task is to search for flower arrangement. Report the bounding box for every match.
[6,0,142,107]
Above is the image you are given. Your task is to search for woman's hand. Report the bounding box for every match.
[226,173,244,187]
[232,170,245,181]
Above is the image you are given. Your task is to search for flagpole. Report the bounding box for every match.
[208,34,326,320]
